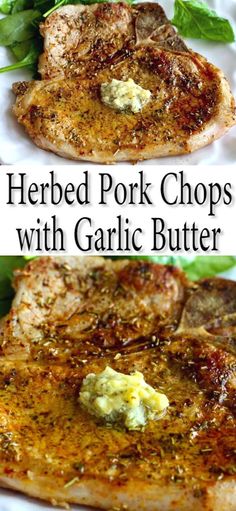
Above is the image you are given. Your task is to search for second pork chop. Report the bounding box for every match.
[0,257,236,510]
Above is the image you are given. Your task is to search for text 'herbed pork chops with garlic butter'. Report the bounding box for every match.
[0,256,236,510]
[13,2,235,162]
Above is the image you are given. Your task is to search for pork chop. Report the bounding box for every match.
[12,2,236,162]
[38,2,188,80]
[0,257,236,510]
[13,44,235,162]
[1,257,189,362]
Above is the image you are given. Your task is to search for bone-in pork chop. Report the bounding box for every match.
[13,45,235,162]
[12,2,236,162]
[38,2,188,80]
[0,257,236,510]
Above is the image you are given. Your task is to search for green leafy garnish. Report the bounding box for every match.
[0,39,41,73]
[172,0,235,42]
[181,256,236,280]
[12,0,33,13]
[0,9,40,46]
[0,257,27,318]
[0,0,16,14]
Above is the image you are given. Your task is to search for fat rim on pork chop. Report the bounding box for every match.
[12,2,236,163]
[0,256,235,511]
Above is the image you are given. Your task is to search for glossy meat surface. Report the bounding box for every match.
[39,2,188,80]
[1,257,188,362]
[0,257,235,510]
[13,45,235,163]
[12,2,236,162]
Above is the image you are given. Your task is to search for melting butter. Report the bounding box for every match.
[79,366,169,430]
[100,78,151,113]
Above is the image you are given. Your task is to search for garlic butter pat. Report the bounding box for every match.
[101,78,151,113]
[79,366,169,430]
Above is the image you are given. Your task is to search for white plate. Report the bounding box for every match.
[0,0,236,165]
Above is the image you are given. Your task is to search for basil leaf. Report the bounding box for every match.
[0,9,40,46]
[172,0,235,43]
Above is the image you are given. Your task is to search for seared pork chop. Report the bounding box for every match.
[13,45,235,162]
[0,257,236,510]
[38,2,188,80]
[12,2,236,162]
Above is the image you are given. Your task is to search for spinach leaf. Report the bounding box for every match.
[0,0,16,14]
[172,0,235,42]
[33,0,53,13]
[12,0,33,13]
[183,256,236,280]
[0,41,41,72]
[0,9,40,46]
[11,39,32,59]
[0,257,27,318]
[0,257,26,301]
[0,297,14,318]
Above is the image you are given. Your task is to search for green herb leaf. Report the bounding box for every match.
[11,39,32,59]
[0,257,30,318]
[0,297,14,318]
[0,256,26,299]
[172,0,235,43]
[182,256,236,280]
[0,0,16,14]
[0,9,40,46]
[33,0,53,13]
[12,0,33,13]
[0,40,41,72]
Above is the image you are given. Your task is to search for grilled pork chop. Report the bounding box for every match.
[12,2,236,163]
[0,257,236,511]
